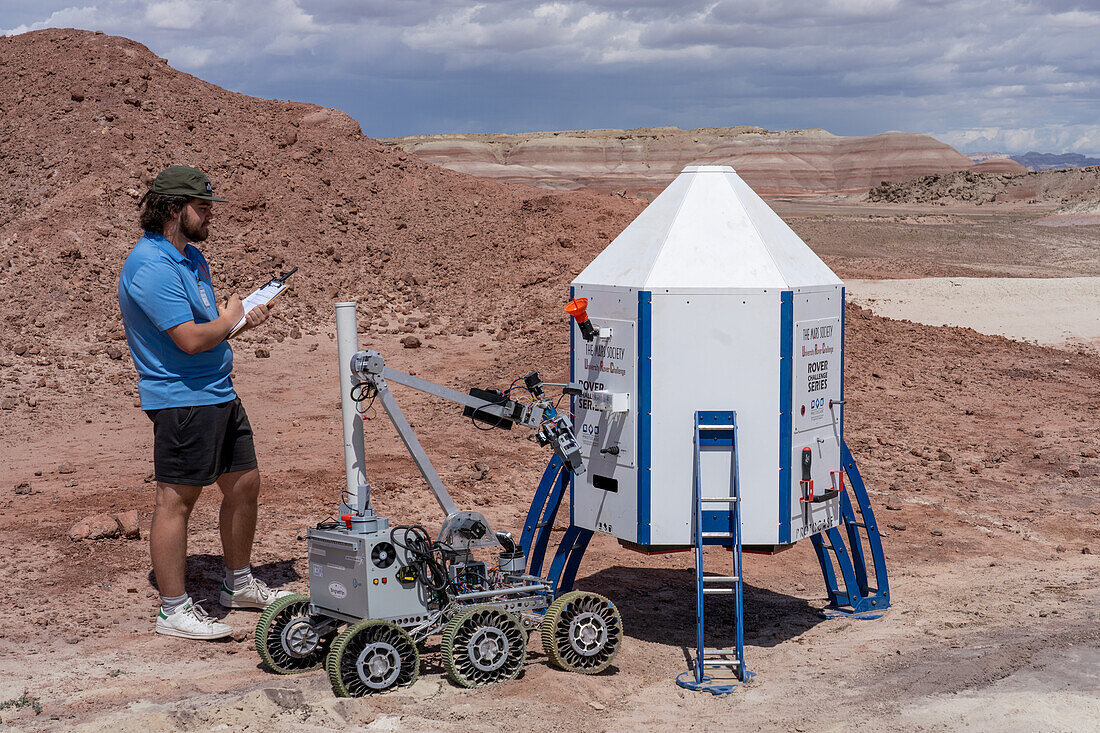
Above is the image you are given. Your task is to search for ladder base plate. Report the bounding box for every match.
[676,670,755,696]
[819,606,888,620]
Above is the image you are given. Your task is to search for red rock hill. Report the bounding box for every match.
[0,29,642,364]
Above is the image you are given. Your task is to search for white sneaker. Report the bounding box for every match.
[219,576,293,610]
[155,600,233,640]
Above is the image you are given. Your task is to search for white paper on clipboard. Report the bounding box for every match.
[229,276,291,337]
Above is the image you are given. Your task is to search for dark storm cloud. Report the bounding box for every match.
[3,0,1099,153]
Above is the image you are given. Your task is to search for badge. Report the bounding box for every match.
[199,284,211,308]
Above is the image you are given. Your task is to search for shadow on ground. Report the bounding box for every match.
[577,566,825,651]
[146,554,302,618]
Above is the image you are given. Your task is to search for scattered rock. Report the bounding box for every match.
[0,396,16,410]
[106,345,124,360]
[1084,547,1093,555]
[471,461,491,481]
[930,528,943,537]
[14,481,33,495]
[114,510,140,539]
[885,503,902,511]
[70,513,121,541]
[263,686,303,709]
[58,461,76,474]
[1065,466,1081,478]
[1081,449,1098,458]
[887,523,907,531]
[70,87,84,102]
[255,347,271,358]
[232,627,252,643]
[401,335,421,349]
[1056,545,1066,553]
[276,127,297,148]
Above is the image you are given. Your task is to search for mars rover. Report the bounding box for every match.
[254,302,622,695]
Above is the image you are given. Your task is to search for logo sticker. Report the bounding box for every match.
[328,581,347,599]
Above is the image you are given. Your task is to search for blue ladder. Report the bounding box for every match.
[677,411,750,694]
[810,440,890,618]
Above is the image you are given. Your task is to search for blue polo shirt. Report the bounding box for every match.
[118,232,235,410]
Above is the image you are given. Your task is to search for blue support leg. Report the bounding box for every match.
[811,441,890,618]
[521,456,593,596]
[521,456,568,578]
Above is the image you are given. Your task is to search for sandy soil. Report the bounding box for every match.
[847,277,1100,352]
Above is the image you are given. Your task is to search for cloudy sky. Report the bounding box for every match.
[3,1,1099,154]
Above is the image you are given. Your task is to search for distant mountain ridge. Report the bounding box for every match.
[967,151,1100,172]
[1010,152,1100,171]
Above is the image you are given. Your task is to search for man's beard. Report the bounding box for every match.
[180,211,209,242]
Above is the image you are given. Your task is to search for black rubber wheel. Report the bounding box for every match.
[326,620,419,696]
[541,591,622,674]
[255,594,334,674]
[442,605,527,688]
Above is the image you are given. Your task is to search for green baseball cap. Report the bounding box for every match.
[148,165,228,202]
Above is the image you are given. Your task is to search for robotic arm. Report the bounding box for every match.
[348,350,585,545]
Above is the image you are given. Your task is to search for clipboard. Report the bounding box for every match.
[228,267,297,338]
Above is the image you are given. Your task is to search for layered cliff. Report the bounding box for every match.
[384,126,1004,197]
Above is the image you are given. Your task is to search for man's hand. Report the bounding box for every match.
[242,301,274,331]
[220,294,245,324]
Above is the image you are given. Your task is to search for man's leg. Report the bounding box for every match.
[217,467,289,609]
[217,467,260,569]
[151,481,233,639]
[150,481,202,598]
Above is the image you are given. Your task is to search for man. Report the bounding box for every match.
[118,165,290,640]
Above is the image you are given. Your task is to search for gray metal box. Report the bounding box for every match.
[307,526,432,626]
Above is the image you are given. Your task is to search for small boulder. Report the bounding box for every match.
[70,87,85,102]
[255,348,271,358]
[106,345,125,360]
[114,510,140,539]
[401,335,421,349]
[58,461,76,474]
[70,513,121,541]
[471,461,491,481]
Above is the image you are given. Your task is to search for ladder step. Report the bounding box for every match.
[701,497,737,503]
[703,648,739,655]
[702,660,742,667]
[698,424,733,431]
[701,532,734,539]
[702,588,736,595]
[702,576,739,583]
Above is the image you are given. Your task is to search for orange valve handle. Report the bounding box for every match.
[564,298,598,341]
[340,514,354,528]
[799,479,815,503]
[564,298,589,322]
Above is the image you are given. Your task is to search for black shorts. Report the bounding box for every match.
[145,398,258,486]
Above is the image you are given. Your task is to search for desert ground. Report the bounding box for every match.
[2,197,1099,732]
[2,29,1098,733]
